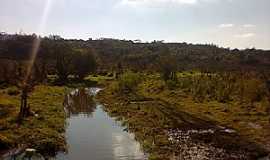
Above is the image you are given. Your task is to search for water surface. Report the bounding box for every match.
[56,88,147,160]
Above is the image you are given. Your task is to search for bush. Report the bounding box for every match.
[178,77,192,90]
[116,71,141,93]
[216,84,232,103]
[166,80,178,90]
[244,78,266,104]
[7,86,20,96]
[110,81,119,93]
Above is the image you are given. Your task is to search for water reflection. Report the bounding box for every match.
[64,88,96,117]
[57,88,147,160]
[112,132,145,160]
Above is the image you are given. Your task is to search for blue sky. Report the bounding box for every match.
[1,0,270,49]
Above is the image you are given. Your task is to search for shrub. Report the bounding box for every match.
[178,76,192,90]
[244,78,266,104]
[190,76,208,102]
[7,86,20,96]
[110,81,120,93]
[116,71,141,93]
[166,80,178,90]
[215,76,234,103]
[216,84,232,103]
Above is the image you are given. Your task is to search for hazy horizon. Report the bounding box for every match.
[1,0,270,49]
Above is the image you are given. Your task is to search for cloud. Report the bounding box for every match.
[118,0,230,8]
[242,24,256,28]
[234,33,255,38]
[218,24,234,28]
[120,0,199,7]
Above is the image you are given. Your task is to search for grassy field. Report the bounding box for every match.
[97,72,270,159]
[137,73,270,149]
[0,85,68,156]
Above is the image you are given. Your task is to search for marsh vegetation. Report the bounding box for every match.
[0,33,270,159]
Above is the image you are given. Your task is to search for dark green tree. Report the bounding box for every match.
[157,53,178,81]
[73,49,97,80]
[55,42,73,82]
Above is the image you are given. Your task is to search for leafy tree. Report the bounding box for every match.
[157,53,178,81]
[73,49,97,80]
[55,42,73,83]
[115,61,123,79]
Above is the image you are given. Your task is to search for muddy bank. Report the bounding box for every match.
[97,89,269,160]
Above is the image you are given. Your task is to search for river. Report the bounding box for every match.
[56,87,147,160]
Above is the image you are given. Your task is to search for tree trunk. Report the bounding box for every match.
[18,87,28,123]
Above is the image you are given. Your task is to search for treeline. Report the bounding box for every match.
[0,34,98,122]
[0,33,270,85]
[0,34,97,85]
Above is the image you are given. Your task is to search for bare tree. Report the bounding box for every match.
[16,63,39,123]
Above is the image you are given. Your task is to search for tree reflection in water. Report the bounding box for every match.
[64,88,96,117]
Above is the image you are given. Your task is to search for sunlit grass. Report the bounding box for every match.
[0,85,67,155]
[97,71,270,159]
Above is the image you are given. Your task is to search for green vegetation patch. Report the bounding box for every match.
[0,85,67,156]
[97,72,270,159]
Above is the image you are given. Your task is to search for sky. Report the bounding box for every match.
[0,0,270,49]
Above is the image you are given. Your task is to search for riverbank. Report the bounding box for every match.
[136,74,270,151]
[97,74,270,159]
[0,85,68,157]
[0,75,112,157]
